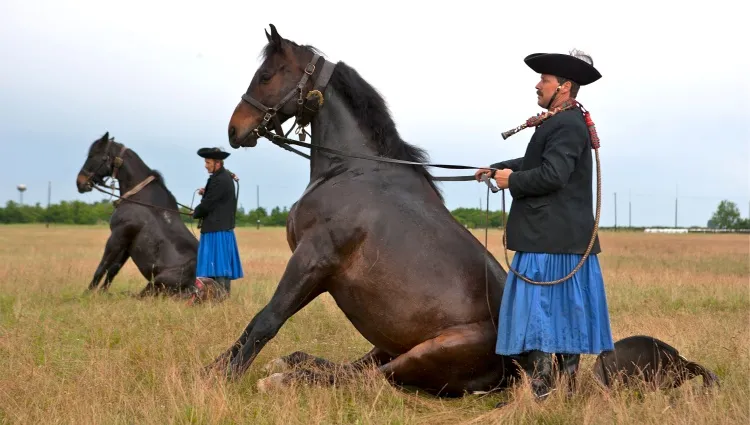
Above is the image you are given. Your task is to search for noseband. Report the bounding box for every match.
[240,53,336,140]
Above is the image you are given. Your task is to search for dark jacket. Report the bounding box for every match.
[192,166,237,234]
[491,108,601,255]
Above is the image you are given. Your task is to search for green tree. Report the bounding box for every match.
[709,200,743,229]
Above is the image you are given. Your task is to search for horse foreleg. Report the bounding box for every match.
[100,250,130,291]
[88,232,129,292]
[206,239,333,380]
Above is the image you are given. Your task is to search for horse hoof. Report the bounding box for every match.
[262,358,290,375]
[257,373,286,393]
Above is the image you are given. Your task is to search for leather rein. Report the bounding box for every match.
[239,53,601,287]
[239,54,501,190]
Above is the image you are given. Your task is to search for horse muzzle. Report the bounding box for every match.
[229,128,259,149]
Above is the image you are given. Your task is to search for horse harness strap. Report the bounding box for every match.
[112,175,156,207]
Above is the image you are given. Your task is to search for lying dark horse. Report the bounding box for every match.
[206,24,516,396]
[76,132,219,302]
[593,335,720,391]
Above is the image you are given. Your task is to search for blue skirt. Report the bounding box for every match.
[495,252,614,356]
[196,230,244,280]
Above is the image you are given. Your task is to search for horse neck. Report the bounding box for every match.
[116,151,152,195]
[308,86,380,181]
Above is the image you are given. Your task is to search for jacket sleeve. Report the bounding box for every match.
[490,157,524,172]
[192,176,226,219]
[507,121,586,199]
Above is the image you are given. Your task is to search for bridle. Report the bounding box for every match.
[240,52,337,142]
[80,138,196,217]
[80,138,129,191]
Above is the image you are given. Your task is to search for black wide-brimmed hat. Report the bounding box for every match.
[197,147,230,160]
[524,51,602,85]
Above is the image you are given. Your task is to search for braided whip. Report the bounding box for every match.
[499,100,601,285]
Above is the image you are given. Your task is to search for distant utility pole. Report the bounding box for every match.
[614,192,617,230]
[628,190,632,228]
[256,185,260,230]
[674,185,678,228]
[46,181,51,228]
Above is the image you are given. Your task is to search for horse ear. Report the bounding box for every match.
[269,23,282,46]
[265,28,272,43]
[102,131,109,141]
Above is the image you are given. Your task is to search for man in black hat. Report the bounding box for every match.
[475,49,614,406]
[193,147,244,299]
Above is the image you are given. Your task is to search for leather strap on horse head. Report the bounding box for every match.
[498,100,602,286]
[240,53,336,143]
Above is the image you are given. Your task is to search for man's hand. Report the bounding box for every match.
[474,168,493,181]
[198,188,205,196]
[494,169,513,189]
[230,173,239,182]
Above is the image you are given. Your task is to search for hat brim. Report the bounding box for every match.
[524,53,601,86]
[197,148,230,160]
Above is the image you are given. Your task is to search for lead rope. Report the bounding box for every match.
[483,184,497,334]
[499,101,602,286]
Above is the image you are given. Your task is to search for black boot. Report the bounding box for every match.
[495,350,554,408]
[527,350,555,401]
[554,353,580,397]
[214,277,230,300]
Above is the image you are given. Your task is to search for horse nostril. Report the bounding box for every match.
[228,127,236,140]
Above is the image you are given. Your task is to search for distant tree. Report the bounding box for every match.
[709,200,743,229]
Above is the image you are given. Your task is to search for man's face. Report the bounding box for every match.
[204,159,217,173]
[535,73,561,109]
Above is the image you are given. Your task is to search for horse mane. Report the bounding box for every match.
[261,42,444,202]
[147,170,179,206]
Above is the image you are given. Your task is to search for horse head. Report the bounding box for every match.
[76,132,126,193]
[228,24,331,149]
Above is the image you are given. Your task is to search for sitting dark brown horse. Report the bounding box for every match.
[204,24,517,397]
[76,132,220,302]
[593,335,720,391]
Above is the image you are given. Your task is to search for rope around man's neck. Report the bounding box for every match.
[497,100,602,286]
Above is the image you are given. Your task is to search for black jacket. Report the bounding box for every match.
[192,167,237,233]
[491,108,601,255]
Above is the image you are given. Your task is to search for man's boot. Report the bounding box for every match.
[495,350,554,408]
[527,350,555,401]
[555,353,580,397]
[214,277,230,301]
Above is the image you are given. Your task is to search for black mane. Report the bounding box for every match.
[148,170,179,207]
[261,42,443,201]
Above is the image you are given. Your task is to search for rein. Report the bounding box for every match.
[239,52,600,287]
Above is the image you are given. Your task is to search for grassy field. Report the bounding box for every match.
[0,224,748,424]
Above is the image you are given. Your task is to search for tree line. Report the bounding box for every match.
[0,200,507,229]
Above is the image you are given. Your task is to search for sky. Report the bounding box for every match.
[1,0,748,227]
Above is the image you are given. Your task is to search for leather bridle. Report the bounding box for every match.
[81,138,129,190]
[240,52,336,141]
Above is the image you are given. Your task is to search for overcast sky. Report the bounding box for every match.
[1,0,748,227]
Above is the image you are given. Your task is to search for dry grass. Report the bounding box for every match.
[0,225,748,424]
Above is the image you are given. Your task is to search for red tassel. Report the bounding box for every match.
[583,111,600,149]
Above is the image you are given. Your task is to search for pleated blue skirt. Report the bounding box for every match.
[495,252,614,356]
[196,230,244,280]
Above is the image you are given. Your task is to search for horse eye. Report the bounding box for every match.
[260,73,272,84]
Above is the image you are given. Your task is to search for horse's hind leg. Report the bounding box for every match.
[263,346,392,375]
[258,323,513,396]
